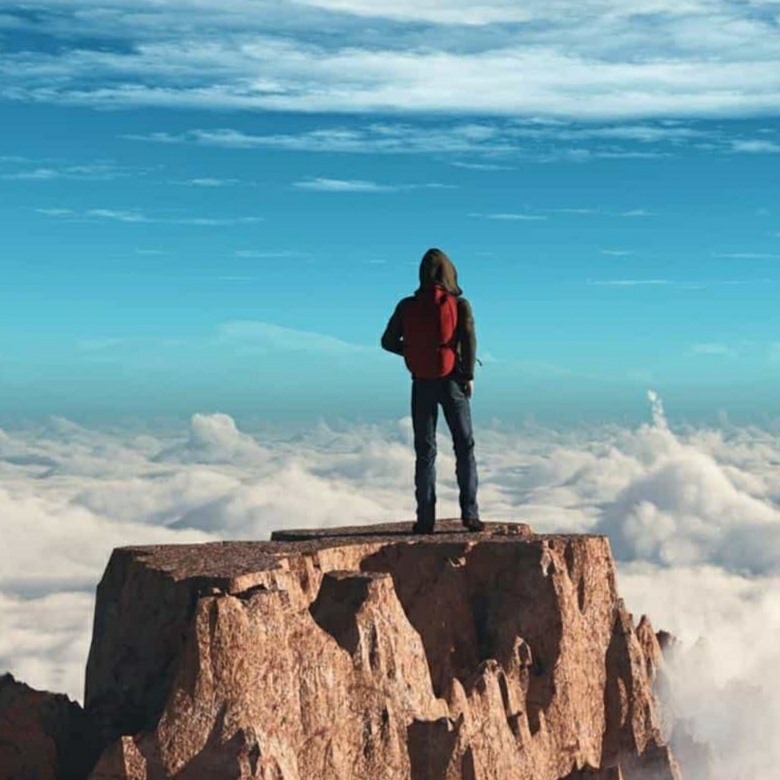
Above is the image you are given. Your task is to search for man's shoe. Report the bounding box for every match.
[412,522,434,534]
[462,517,485,532]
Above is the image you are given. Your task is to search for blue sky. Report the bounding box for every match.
[2,0,780,425]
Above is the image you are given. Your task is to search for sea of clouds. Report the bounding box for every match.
[2,391,779,778]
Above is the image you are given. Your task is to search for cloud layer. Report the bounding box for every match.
[2,395,780,775]
[128,121,780,160]
[3,1,780,119]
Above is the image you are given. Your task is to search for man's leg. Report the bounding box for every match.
[412,379,438,531]
[441,378,480,524]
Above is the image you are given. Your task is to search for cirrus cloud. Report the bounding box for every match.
[3,1,780,120]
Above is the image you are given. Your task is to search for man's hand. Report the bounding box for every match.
[464,380,473,398]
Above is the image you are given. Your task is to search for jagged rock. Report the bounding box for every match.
[0,672,102,780]
[655,631,678,658]
[80,521,681,779]
[636,617,664,684]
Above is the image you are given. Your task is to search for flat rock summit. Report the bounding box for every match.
[1,521,683,779]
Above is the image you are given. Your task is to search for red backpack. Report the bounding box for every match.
[402,285,458,379]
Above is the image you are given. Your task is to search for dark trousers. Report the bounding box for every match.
[412,376,479,527]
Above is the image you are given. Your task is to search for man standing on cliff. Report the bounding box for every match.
[381,248,483,534]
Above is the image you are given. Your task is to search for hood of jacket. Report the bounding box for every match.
[417,247,462,296]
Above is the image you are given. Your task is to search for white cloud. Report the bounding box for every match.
[174,177,242,187]
[123,125,516,154]
[35,207,75,217]
[293,177,399,192]
[215,319,367,353]
[714,252,780,259]
[587,278,671,286]
[561,124,705,143]
[154,412,269,464]
[0,591,94,700]
[4,2,780,120]
[291,0,544,25]
[87,208,149,223]
[0,0,739,30]
[592,391,780,574]
[469,212,548,221]
[123,122,780,163]
[449,160,515,171]
[0,162,132,181]
[36,207,264,226]
[547,207,600,215]
[470,208,656,222]
[690,343,738,357]
[618,565,780,778]
[234,249,309,259]
[64,319,366,366]
[293,177,454,192]
[731,139,780,154]
[596,449,780,572]
[174,215,264,226]
[619,208,656,217]
[2,168,61,181]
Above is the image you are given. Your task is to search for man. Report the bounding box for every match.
[381,247,483,534]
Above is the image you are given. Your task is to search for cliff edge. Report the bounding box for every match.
[2,521,683,779]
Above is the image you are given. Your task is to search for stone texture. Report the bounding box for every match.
[0,673,102,780]
[80,521,682,780]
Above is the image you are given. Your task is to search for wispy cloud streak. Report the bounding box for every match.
[587,279,671,286]
[124,123,780,162]
[35,207,263,226]
[293,177,454,192]
[469,212,548,221]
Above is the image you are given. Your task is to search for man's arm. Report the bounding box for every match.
[381,302,404,355]
[457,298,477,380]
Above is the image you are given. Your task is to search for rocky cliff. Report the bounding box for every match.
[1,521,682,779]
[0,673,102,779]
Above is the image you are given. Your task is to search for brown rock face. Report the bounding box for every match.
[80,521,681,780]
[0,673,102,780]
